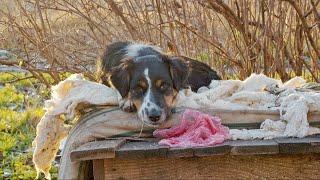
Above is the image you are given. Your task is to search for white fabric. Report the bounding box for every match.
[177,74,320,140]
[32,74,118,179]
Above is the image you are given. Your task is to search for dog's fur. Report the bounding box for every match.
[179,56,221,91]
[98,41,220,126]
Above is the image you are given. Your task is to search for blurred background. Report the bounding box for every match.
[1,0,319,84]
[0,0,319,179]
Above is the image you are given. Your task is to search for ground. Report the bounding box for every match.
[0,72,58,179]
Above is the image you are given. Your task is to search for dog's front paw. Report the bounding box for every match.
[120,99,137,112]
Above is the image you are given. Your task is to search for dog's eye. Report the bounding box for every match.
[160,83,170,91]
[133,86,144,96]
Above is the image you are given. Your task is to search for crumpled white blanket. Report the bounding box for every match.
[177,74,320,140]
[32,74,118,179]
[32,73,320,179]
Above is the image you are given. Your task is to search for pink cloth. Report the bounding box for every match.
[153,109,230,147]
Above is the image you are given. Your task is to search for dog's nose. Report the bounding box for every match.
[148,109,161,122]
[149,115,160,122]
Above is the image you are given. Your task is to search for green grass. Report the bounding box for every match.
[0,72,58,179]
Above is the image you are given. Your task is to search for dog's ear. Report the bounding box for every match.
[110,58,133,98]
[165,56,189,91]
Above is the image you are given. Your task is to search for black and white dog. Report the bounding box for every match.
[98,41,220,126]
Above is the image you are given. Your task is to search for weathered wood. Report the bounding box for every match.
[70,139,126,162]
[78,161,93,180]
[103,154,320,179]
[167,147,194,158]
[193,143,231,157]
[275,135,320,154]
[93,160,104,180]
[71,135,320,162]
[230,139,279,155]
[116,141,168,159]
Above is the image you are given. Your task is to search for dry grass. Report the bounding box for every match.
[0,0,319,85]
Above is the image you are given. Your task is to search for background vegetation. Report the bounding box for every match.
[0,0,319,83]
[0,0,319,179]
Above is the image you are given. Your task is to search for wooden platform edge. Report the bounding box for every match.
[70,135,320,162]
[70,139,126,162]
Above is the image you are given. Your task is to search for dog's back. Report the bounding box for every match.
[181,56,221,91]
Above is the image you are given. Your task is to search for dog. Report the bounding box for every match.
[98,41,221,126]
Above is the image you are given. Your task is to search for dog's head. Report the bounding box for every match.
[110,55,189,126]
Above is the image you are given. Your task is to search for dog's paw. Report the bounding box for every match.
[120,99,137,112]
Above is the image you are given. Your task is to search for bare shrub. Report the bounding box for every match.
[0,0,319,85]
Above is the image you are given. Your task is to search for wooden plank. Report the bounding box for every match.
[193,143,231,157]
[167,147,194,158]
[70,139,126,162]
[275,135,320,154]
[230,139,279,155]
[104,154,320,179]
[116,141,169,159]
[78,161,93,180]
[72,136,320,161]
[93,159,104,180]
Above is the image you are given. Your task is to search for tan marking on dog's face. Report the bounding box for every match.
[155,79,163,88]
[138,80,147,90]
[132,98,142,112]
[127,92,142,111]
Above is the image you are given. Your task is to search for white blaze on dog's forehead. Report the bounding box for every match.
[144,68,150,86]
[140,68,155,112]
[125,43,162,57]
[143,68,152,102]
[143,68,161,111]
[138,68,152,123]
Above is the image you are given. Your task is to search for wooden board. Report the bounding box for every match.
[73,135,320,179]
[70,139,126,162]
[102,154,320,179]
[71,135,320,162]
[93,160,104,180]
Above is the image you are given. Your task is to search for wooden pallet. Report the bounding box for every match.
[71,135,320,179]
